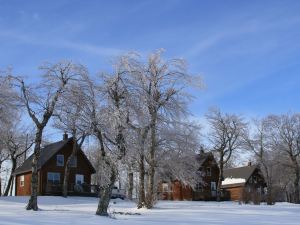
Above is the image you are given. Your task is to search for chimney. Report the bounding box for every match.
[199,146,205,154]
[248,161,252,166]
[63,132,68,141]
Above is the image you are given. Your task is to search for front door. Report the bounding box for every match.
[76,174,84,185]
[211,182,216,197]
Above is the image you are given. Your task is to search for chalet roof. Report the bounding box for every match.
[159,151,217,182]
[196,152,215,166]
[14,137,95,175]
[221,165,257,188]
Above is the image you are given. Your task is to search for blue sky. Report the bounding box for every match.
[1,0,300,121]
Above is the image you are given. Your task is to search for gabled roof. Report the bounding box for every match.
[196,151,216,166]
[221,165,257,188]
[14,137,95,175]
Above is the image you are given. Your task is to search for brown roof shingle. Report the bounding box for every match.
[14,138,95,175]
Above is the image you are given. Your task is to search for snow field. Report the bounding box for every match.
[0,197,299,225]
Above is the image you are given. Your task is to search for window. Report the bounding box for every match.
[195,183,203,192]
[211,182,216,191]
[206,167,211,176]
[47,172,60,184]
[162,183,169,192]
[70,156,77,167]
[76,174,84,185]
[20,175,24,187]
[56,154,64,166]
[249,177,253,183]
[257,187,262,194]
[253,176,257,184]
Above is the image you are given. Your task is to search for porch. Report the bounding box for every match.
[44,183,100,197]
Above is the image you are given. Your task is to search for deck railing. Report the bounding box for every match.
[45,183,100,196]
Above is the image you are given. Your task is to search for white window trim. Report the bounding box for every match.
[207,167,211,176]
[195,183,203,192]
[47,172,61,184]
[162,183,170,192]
[211,182,216,191]
[56,154,64,166]
[75,174,84,185]
[20,175,24,187]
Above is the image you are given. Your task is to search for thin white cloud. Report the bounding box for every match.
[0,29,124,57]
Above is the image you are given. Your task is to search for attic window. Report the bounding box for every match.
[20,175,24,187]
[206,167,211,176]
[56,154,64,167]
[253,176,257,183]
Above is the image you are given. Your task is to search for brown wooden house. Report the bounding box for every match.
[14,135,96,196]
[159,151,220,201]
[221,163,267,201]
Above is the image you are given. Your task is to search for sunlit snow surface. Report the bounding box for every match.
[0,197,299,225]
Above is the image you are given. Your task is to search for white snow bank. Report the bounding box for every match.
[222,178,246,185]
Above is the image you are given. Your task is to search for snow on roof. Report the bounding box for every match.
[221,178,246,186]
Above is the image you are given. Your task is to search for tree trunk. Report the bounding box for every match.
[266,186,273,205]
[0,162,2,196]
[9,177,13,196]
[96,163,117,216]
[26,130,42,211]
[62,160,71,198]
[127,171,133,200]
[266,180,273,205]
[26,153,39,210]
[290,157,300,204]
[62,137,77,198]
[137,154,146,208]
[293,167,300,204]
[145,114,157,209]
[286,191,289,202]
[217,157,224,202]
[146,165,155,208]
[4,158,17,196]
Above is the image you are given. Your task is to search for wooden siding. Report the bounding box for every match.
[15,172,32,196]
[15,141,94,196]
[193,157,219,200]
[222,168,267,201]
[40,142,92,195]
[158,154,219,201]
[225,186,244,201]
[172,181,193,200]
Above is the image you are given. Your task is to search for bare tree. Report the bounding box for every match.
[157,120,202,188]
[0,140,9,196]
[0,72,18,126]
[13,61,81,210]
[80,63,128,216]
[243,118,275,205]
[54,70,91,197]
[0,72,20,196]
[2,121,34,196]
[206,108,246,201]
[124,50,201,208]
[266,114,300,204]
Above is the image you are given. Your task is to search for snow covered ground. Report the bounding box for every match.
[0,197,299,225]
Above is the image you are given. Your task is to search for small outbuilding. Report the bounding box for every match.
[221,163,267,201]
